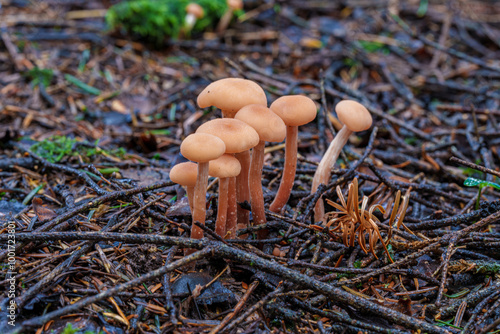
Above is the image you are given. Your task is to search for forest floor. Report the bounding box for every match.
[1,0,500,333]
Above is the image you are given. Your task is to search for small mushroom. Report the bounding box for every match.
[311,100,372,222]
[197,77,267,228]
[268,95,317,213]
[169,162,198,213]
[217,0,243,33]
[208,154,241,237]
[196,118,259,238]
[180,133,226,240]
[184,3,205,34]
[235,104,286,239]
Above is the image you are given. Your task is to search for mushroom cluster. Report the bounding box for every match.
[170,77,317,242]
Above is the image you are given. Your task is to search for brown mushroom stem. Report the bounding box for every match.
[192,162,210,240]
[186,186,194,213]
[311,126,352,222]
[269,125,298,213]
[221,110,251,229]
[215,177,229,237]
[226,177,238,238]
[249,141,267,238]
[235,151,251,226]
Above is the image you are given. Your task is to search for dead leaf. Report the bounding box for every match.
[32,197,57,221]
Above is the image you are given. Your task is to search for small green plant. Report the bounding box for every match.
[106,0,235,44]
[463,177,500,209]
[30,136,126,163]
[357,40,390,54]
[58,322,104,334]
[343,58,361,78]
[404,137,418,145]
[25,67,54,87]
[416,0,428,17]
[61,323,78,334]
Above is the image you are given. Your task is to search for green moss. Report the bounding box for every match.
[106,0,232,44]
[60,323,78,334]
[30,136,126,163]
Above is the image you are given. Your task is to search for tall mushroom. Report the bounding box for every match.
[196,118,259,238]
[311,100,372,222]
[169,162,198,213]
[235,104,286,239]
[197,78,267,227]
[208,154,241,237]
[180,133,226,240]
[268,95,317,213]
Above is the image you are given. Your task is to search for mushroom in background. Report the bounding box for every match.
[184,3,205,34]
[311,100,372,223]
[180,133,226,240]
[268,95,317,213]
[217,0,243,33]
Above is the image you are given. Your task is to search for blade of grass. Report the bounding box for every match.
[65,74,101,95]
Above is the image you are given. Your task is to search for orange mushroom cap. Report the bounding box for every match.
[335,100,373,132]
[186,3,204,19]
[170,162,198,187]
[196,118,259,154]
[208,154,241,178]
[270,95,317,127]
[227,0,243,10]
[234,104,286,142]
[180,133,226,163]
[197,78,267,117]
